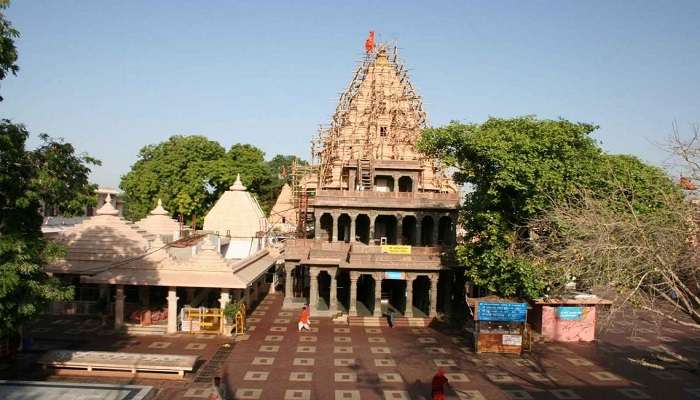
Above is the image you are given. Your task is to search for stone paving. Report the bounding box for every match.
[6,292,700,399]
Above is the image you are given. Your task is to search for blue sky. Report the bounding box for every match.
[2,1,699,188]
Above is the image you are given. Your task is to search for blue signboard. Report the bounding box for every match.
[556,306,584,320]
[476,302,527,322]
[384,271,404,280]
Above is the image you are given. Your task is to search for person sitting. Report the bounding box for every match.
[298,306,311,331]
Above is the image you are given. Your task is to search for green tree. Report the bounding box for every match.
[263,154,308,212]
[0,121,98,338]
[419,116,676,298]
[0,0,19,101]
[120,137,277,222]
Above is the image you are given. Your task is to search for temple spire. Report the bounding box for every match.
[229,174,246,191]
[150,198,168,215]
[96,193,119,215]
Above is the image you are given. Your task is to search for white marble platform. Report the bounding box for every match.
[0,380,154,400]
[38,350,198,376]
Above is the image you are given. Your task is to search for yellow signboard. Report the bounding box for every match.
[381,245,412,255]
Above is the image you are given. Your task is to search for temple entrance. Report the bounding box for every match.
[381,278,406,316]
[317,271,331,310]
[336,270,350,313]
[356,214,370,244]
[374,215,397,244]
[337,214,351,243]
[356,274,376,316]
[320,213,333,242]
[412,276,431,317]
[421,216,434,246]
[293,265,309,299]
[401,215,417,245]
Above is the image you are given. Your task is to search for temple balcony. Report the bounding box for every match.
[312,189,459,210]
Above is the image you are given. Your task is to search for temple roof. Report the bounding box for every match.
[82,235,276,288]
[203,174,267,237]
[48,194,151,274]
[268,183,297,230]
[135,199,180,238]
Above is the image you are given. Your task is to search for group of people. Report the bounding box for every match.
[297,306,449,399]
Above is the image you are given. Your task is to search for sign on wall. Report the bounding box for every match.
[384,271,405,280]
[502,334,523,346]
[555,306,584,320]
[476,302,527,322]
[380,245,412,255]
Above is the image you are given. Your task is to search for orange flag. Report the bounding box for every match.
[365,31,375,53]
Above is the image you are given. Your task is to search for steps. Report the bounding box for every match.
[348,316,432,328]
[123,323,167,336]
[358,158,372,190]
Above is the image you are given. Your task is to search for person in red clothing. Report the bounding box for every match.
[298,306,311,331]
[431,368,449,400]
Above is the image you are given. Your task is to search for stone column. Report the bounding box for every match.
[405,276,415,317]
[285,262,294,299]
[331,213,339,242]
[429,274,438,317]
[349,214,357,243]
[329,270,338,314]
[349,272,359,316]
[114,285,125,330]
[369,215,376,245]
[315,213,322,240]
[167,286,178,334]
[373,273,383,317]
[396,215,403,245]
[441,271,452,314]
[309,268,319,310]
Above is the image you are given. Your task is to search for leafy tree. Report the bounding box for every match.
[120,136,277,222]
[262,154,308,212]
[419,116,676,298]
[0,120,98,338]
[0,0,19,101]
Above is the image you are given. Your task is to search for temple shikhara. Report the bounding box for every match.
[280,40,460,323]
[42,36,460,334]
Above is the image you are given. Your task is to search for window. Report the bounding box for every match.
[380,126,387,137]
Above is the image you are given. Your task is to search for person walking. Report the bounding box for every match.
[431,368,449,400]
[298,306,311,332]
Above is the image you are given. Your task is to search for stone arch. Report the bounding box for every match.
[412,275,431,316]
[319,213,333,242]
[438,215,453,245]
[421,215,435,246]
[355,214,370,244]
[374,215,397,244]
[337,214,352,242]
[374,175,394,192]
[316,270,332,310]
[401,215,417,245]
[356,274,376,316]
[398,176,413,192]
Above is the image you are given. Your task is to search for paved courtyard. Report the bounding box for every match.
[5,291,700,399]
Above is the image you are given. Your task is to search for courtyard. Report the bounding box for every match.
[2,291,696,400]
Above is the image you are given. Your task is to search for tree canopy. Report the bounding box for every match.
[0,1,18,101]
[419,116,679,298]
[120,135,306,223]
[0,120,99,338]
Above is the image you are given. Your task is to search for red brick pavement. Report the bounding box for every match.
[9,292,700,399]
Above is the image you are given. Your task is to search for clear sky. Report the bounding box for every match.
[2,1,699,188]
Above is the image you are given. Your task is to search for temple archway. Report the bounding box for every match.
[401,215,417,245]
[421,215,434,246]
[374,215,397,244]
[398,176,413,192]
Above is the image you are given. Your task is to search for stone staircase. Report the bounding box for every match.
[123,323,167,336]
[348,316,432,328]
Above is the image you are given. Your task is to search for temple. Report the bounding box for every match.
[280,42,460,323]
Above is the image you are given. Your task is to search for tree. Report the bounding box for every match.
[0,1,19,101]
[0,120,99,338]
[418,116,678,299]
[120,136,277,222]
[528,185,699,329]
[263,154,308,212]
